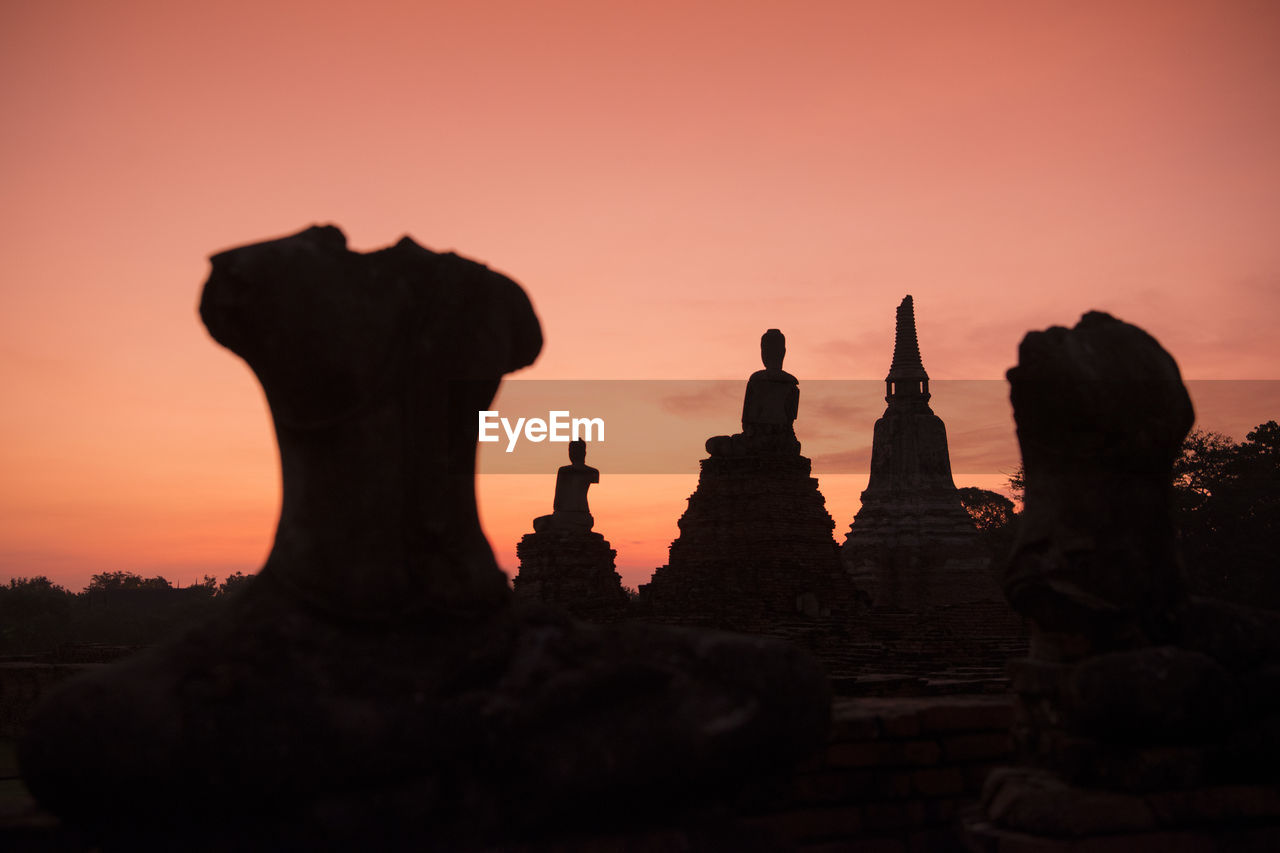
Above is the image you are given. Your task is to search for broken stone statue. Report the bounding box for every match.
[969,311,1280,845]
[19,225,829,849]
[532,438,598,534]
[515,440,629,620]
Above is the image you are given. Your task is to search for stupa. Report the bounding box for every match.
[841,296,999,610]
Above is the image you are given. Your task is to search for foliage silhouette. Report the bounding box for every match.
[1004,420,1279,608]
[958,486,1018,561]
[0,577,74,654]
[0,571,258,656]
[1175,420,1280,606]
[217,571,255,598]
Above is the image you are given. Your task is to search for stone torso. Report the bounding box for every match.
[552,463,599,514]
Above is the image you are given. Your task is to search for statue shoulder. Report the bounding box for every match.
[747,368,796,383]
[753,368,798,385]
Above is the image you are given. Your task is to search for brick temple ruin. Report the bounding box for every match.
[639,330,861,633]
[512,440,629,620]
[630,319,1024,693]
[4,275,1278,849]
[6,228,1273,849]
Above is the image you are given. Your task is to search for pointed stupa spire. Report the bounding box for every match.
[886,295,929,399]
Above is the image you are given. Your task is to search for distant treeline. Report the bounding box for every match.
[3,421,1276,656]
[0,571,254,656]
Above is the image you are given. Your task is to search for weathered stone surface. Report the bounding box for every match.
[970,310,1280,848]
[1215,713,1280,785]
[514,440,627,619]
[1175,596,1280,676]
[1063,647,1237,740]
[18,226,831,848]
[1018,729,1214,791]
[981,766,1280,840]
[1003,311,1193,657]
[1144,785,1280,825]
[0,664,94,738]
[640,451,858,630]
[842,296,1000,610]
[1000,313,1279,752]
[819,599,1027,693]
[22,591,829,846]
[197,225,541,621]
[982,767,1158,837]
[513,528,628,620]
[532,439,599,534]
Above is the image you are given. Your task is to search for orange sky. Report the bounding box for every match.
[2,1,1279,592]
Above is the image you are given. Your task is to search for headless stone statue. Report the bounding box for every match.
[533,440,598,533]
[20,225,829,849]
[707,329,801,456]
[968,311,1280,845]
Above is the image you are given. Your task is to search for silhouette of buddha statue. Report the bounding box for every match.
[707,329,801,456]
[533,439,599,533]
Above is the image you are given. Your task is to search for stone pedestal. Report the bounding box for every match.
[513,528,628,620]
[640,452,858,632]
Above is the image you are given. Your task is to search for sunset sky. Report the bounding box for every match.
[3,0,1279,592]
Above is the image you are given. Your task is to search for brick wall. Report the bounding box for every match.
[0,663,96,739]
[752,695,1016,851]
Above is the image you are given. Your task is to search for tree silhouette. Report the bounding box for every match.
[1176,421,1280,605]
[1001,421,1277,608]
[0,577,73,654]
[217,571,255,598]
[0,572,264,656]
[86,571,173,592]
[958,487,1018,562]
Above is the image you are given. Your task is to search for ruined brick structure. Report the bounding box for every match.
[842,296,1000,610]
[513,528,628,620]
[512,441,629,620]
[640,331,860,633]
[640,452,859,631]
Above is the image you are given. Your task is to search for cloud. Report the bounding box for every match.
[813,332,886,374]
[811,447,873,473]
[658,382,741,418]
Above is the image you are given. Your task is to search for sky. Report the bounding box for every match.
[2,0,1279,592]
